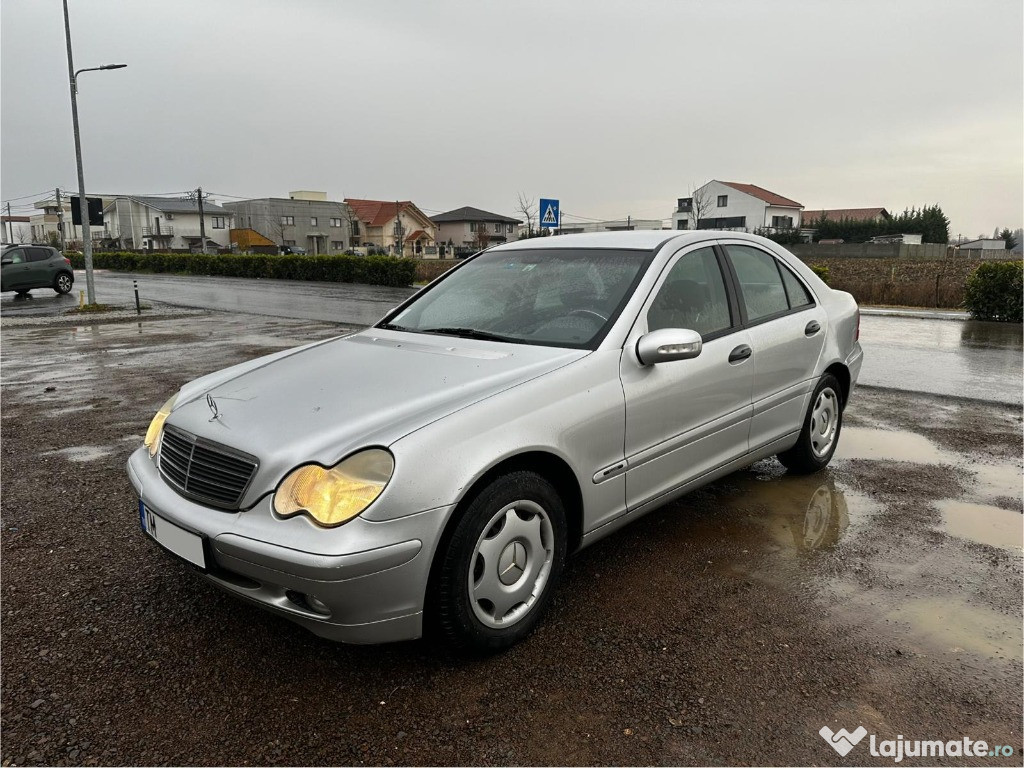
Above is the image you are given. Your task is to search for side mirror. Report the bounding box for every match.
[636,328,702,366]
[0,258,12,265]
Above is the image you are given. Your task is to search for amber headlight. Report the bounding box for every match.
[144,393,178,457]
[274,449,394,528]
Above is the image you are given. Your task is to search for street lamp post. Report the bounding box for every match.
[62,0,126,305]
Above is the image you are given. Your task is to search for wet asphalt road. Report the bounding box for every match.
[2,270,1021,405]
[1,314,1021,766]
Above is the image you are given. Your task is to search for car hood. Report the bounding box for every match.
[165,329,586,504]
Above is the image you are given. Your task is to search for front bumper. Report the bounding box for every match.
[127,447,453,644]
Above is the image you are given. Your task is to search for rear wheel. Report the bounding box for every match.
[54,272,73,294]
[778,373,842,474]
[432,471,567,653]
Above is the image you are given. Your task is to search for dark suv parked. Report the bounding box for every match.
[1,245,75,295]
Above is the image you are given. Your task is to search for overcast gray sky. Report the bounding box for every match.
[2,0,1021,237]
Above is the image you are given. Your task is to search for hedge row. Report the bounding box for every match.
[67,251,416,287]
[963,261,1023,322]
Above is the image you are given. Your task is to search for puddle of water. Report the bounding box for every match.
[44,446,115,463]
[936,500,1023,550]
[885,596,1022,659]
[835,427,953,464]
[971,463,1024,504]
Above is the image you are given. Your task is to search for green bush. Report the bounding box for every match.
[963,261,1023,322]
[65,251,416,287]
[809,263,830,284]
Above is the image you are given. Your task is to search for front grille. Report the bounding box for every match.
[158,425,259,509]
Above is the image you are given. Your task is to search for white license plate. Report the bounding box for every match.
[139,500,206,569]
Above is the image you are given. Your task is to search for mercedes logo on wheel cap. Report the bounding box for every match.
[498,541,527,585]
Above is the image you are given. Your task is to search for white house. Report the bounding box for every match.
[957,238,1006,250]
[673,181,803,232]
[102,196,233,251]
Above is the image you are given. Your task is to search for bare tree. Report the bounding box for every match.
[687,182,714,231]
[15,225,30,243]
[474,221,492,251]
[515,193,537,238]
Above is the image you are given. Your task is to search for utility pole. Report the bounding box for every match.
[196,186,207,254]
[63,0,95,303]
[56,188,67,252]
[5,203,12,243]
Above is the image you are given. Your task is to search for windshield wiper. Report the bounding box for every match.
[419,327,517,343]
[376,322,411,331]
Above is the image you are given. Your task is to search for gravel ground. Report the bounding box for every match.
[1,314,1021,766]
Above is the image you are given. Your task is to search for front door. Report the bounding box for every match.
[620,244,754,512]
[2,248,31,289]
[720,242,827,451]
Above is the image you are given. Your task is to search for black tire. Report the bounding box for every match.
[54,272,73,294]
[15,289,30,296]
[431,471,567,653]
[778,373,843,475]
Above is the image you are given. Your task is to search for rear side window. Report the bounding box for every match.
[27,247,51,262]
[648,247,733,337]
[779,262,814,308]
[726,245,789,321]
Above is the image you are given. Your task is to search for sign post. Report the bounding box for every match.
[539,198,560,230]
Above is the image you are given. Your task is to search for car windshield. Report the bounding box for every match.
[380,248,654,349]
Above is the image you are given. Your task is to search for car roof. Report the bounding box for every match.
[490,230,774,252]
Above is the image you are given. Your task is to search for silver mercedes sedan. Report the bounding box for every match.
[128,231,863,652]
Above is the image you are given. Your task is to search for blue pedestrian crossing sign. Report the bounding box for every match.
[539,198,560,228]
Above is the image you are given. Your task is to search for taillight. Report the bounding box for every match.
[64,258,72,266]
[854,308,860,341]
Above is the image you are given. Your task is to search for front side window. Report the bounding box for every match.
[647,247,732,337]
[4,249,26,264]
[727,245,790,321]
[717,195,728,207]
[381,248,654,349]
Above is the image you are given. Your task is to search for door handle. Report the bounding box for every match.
[728,344,752,364]
[805,320,821,336]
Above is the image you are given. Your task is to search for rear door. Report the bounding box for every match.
[620,244,753,511]
[26,247,56,288]
[720,242,827,451]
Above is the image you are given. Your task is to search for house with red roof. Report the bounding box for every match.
[344,199,437,257]
[673,181,804,233]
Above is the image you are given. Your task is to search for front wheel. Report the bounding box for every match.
[431,471,567,653]
[777,373,843,474]
[54,273,73,294]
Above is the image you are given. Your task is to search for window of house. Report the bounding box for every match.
[281,215,294,226]
[717,195,728,207]
[284,239,296,246]
[647,247,732,337]
[676,220,689,230]
[310,217,318,227]
[351,222,360,235]
[211,216,225,229]
[470,222,478,232]
[494,223,503,233]
[507,223,514,233]
[331,241,345,250]
[330,218,342,227]
[771,215,793,229]
[727,245,790,321]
